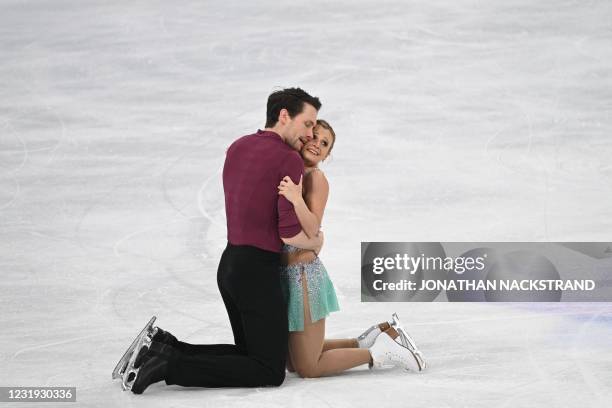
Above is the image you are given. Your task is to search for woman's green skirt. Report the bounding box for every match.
[279,247,340,332]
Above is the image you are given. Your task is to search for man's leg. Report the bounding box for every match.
[159,250,248,356]
[163,244,288,388]
[152,248,246,357]
[164,339,243,356]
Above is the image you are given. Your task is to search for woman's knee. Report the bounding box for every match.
[295,364,321,379]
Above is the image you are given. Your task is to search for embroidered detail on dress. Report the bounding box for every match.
[279,244,339,331]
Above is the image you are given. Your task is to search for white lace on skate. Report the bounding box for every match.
[357,325,381,349]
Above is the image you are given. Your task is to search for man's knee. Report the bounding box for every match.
[267,368,286,386]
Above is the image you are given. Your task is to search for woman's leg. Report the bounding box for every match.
[288,271,371,378]
[286,352,296,373]
[322,338,358,351]
[322,320,391,351]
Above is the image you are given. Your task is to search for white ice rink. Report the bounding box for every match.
[1,0,612,406]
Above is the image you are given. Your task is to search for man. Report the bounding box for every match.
[127,87,324,393]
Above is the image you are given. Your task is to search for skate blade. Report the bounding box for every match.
[122,366,140,391]
[404,347,427,373]
[390,313,413,349]
[390,313,418,349]
[415,351,427,371]
[391,314,427,371]
[396,327,427,371]
[121,321,158,391]
[112,316,156,380]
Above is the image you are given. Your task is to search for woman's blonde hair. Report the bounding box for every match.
[315,119,336,156]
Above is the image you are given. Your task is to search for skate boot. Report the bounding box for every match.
[357,321,391,348]
[127,341,177,394]
[369,327,424,372]
[357,312,414,349]
[390,313,427,370]
[151,327,179,347]
[131,355,169,394]
[112,316,158,382]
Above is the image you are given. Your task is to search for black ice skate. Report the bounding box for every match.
[129,341,176,394]
[112,316,158,386]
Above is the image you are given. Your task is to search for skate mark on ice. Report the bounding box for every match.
[523,321,565,407]
[14,333,101,358]
[160,152,195,219]
[571,310,607,407]
[410,311,608,327]
[158,123,217,220]
[196,161,224,228]
[0,175,21,212]
[0,123,27,211]
[288,377,334,408]
[112,215,203,258]
[1,121,29,173]
[572,35,606,64]
[72,171,159,253]
[43,105,68,166]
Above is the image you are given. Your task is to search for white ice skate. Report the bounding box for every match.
[369,329,424,372]
[112,316,158,390]
[358,313,427,370]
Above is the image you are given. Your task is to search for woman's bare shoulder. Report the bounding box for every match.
[304,168,329,188]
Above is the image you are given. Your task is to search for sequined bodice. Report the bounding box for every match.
[282,244,302,253]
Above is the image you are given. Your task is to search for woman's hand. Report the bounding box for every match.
[278,175,303,205]
[313,230,324,256]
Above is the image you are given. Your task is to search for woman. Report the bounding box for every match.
[277,120,426,377]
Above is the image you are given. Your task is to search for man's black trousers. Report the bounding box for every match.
[164,242,288,387]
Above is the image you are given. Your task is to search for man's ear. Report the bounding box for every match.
[278,108,289,125]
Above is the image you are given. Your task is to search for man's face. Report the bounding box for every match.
[282,103,318,152]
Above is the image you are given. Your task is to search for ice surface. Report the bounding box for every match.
[1,0,611,406]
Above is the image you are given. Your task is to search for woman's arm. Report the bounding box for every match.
[278,171,329,239]
[281,230,324,255]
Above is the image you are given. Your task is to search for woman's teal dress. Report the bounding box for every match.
[279,244,340,331]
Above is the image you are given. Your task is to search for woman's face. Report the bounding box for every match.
[301,124,333,166]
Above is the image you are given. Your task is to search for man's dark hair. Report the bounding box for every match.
[265,87,322,128]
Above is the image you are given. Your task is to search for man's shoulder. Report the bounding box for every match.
[280,149,303,170]
[226,130,299,164]
[230,132,258,147]
[229,130,284,150]
[225,132,259,158]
